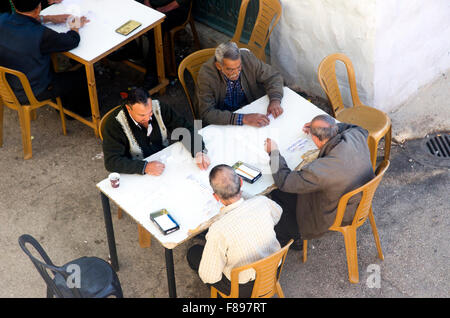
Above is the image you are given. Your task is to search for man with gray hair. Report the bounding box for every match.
[186,164,282,297]
[264,115,375,248]
[196,41,285,127]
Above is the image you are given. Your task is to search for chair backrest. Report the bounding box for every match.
[99,105,121,141]
[317,53,364,117]
[18,234,83,298]
[330,160,390,230]
[232,0,282,62]
[228,239,293,298]
[0,66,39,109]
[170,0,194,34]
[178,48,216,119]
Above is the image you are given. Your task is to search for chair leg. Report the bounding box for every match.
[383,125,392,163]
[18,107,32,160]
[56,97,67,136]
[117,207,123,219]
[368,207,384,261]
[302,240,308,263]
[46,286,53,298]
[189,18,201,50]
[30,109,37,121]
[341,227,359,283]
[276,281,285,298]
[368,135,378,170]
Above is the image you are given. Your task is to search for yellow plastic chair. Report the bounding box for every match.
[302,161,390,284]
[211,239,293,298]
[231,0,282,62]
[99,105,152,249]
[0,66,66,159]
[178,48,216,119]
[164,0,201,77]
[317,53,392,169]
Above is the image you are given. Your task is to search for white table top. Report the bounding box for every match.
[96,87,328,248]
[41,0,165,62]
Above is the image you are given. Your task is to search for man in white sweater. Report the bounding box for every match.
[186,164,282,297]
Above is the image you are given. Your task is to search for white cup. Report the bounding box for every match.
[109,173,120,188]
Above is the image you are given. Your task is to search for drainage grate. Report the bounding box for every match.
[425,133,450,158]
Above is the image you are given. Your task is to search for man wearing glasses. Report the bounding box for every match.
[196,41,284,127]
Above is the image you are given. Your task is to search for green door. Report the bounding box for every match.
[193,0,259,44]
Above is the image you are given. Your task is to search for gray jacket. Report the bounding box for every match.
[270,123,375,239]
[196,49,284,125]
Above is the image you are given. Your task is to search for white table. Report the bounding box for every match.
[42,0,168,137]
[97,87,328,297]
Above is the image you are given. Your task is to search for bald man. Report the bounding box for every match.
[187,164,282,297]
[265,114,375,248]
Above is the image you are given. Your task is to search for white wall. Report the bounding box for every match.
[374,0,450,111]
[270,0,450,113]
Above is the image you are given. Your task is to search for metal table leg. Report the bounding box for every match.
[165,248,177,298]
[100,192,119,271]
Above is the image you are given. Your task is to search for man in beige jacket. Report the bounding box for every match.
[196,41,284,127]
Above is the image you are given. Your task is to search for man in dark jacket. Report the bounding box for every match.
[264,114,375,249]
[0,0,90,116]
[196,41,284,127]
[102,88,210,175]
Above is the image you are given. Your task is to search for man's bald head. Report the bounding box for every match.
[209,164,241,201]
[310,114,339,142]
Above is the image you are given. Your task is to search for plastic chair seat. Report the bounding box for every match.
[337,105,391,141]
[54,257,123,298]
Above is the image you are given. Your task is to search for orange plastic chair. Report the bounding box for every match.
[178,48,216,119]
[0,66,66,159]
[302,161,390,284]
[317,53,392,169]
[164,0,201,77]
[99,105,151,249]
[231,0,282,62]
[211,239,293,298]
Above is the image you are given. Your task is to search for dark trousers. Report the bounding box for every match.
[186,244,255,298]
[22,69,91,117]
[270,189,302,242]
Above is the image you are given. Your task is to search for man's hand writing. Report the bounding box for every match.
[145,161,165,176]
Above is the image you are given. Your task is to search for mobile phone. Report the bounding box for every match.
[115,20,142,36]
[150,209,180,235]
[232,161,262,184]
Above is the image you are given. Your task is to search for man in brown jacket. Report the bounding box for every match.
[196,41,284,127]
[264,114,375,249]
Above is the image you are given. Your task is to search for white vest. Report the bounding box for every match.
[115,100,168,160]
